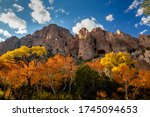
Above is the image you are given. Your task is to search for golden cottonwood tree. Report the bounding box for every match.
[0,46,47,99]
[100,52,138,99]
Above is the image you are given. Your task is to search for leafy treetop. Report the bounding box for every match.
[0,46,47,67]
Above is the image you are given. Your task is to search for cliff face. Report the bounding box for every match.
[0,24,149,69]
[77,27,140,59]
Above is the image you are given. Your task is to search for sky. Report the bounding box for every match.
[0,0,150,42]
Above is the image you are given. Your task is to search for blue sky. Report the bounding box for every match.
[0,0,150,42]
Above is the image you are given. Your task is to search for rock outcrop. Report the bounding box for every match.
[139,35,150,48]
[78,27,139,60]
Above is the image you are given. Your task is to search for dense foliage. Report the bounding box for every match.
[0,46,150,100]
[142,0,150,16]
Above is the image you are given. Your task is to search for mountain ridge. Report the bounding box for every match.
[0,24,150,69]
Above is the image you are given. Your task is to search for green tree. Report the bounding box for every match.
[142,0,150,15]
[75,65,99,99]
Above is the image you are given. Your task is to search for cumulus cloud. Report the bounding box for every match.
[0,29,12,38]
[136,8,144,17]
[140,29,148,35]
[28,0,51,24]
[72,17,104,34]
[126,0,142,12]
[49,0,54,4]
[105,14,114,21]
[0,12,27,34]
[140,16,150,26]
[13,3,24,12]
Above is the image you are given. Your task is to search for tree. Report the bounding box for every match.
[0,61,10,99]
[0,46,47,99]
[100,52,137,99]
[142,0,150,16]
[85,59,104,73]
[75,65,99,99]
[0,46,47,68]
[41,54,76,95]
[100,52,135,78]
[113,65,137,99]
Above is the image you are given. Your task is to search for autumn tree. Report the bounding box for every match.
[41,54,76,95]
[113,65,138,99]
[0,46,47,99]
[85,59,104,73]
[100,52,138,99]
[135,70,150,89]
[0,61,10,99]
[100,52,135,78]
[0,46,47,68]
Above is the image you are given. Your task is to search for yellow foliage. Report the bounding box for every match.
[31,46,47,56]
[100,52,134,72]
[0,46,47,63]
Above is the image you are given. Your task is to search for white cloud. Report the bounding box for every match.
[13,3,24,12]
[105,14,114,21]
[28,0,51,24]
[136,7,144,17]
[55,8,69,15]
[47,6,54,10]
[0,29,12,38]
[72,17,104,34]
[55,8,65,13]
[0,37,5,42]
[49,0,54,4]
[140,29,148,35]
[140,16,150,26]
[135,23,138,28]
[0,12,27,34]
[126,0,142,12]
[59,8,65,13]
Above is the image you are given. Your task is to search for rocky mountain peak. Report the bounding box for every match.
[79,28,89,39]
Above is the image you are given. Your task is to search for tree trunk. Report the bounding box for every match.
[27,77,32,99]
[125,83,128,100]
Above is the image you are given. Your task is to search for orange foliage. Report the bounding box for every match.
[41,54,77,93]
[113,65,137,85]
[85,59,104,73]
[132,70,150,89]
[113,65,138,99]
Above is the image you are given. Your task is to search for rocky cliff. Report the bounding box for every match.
[0,24,150,69]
